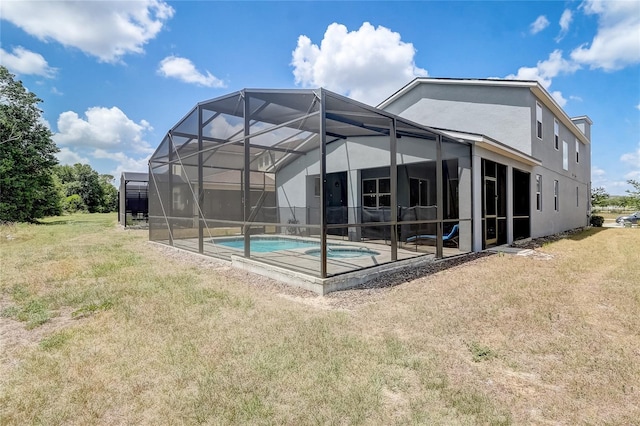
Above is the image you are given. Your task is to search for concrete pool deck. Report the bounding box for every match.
[153,235,466,294]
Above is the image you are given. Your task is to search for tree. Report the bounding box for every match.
[53,164,119,213]
[591,186,609,207]
[626,179,640,209]
[54,163,104,213]
[0,66,60,222]
[99,174,118,213]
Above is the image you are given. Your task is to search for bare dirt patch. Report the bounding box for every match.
[0,298,76,376]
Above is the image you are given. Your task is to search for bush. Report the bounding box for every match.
[62,194,86,213]
[590,215,604,227]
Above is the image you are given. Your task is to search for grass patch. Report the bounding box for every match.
[2,298,52,329]
[40,330,74,350]
[467,341,496,362]
[71,300,113,319]
[0,213,638,424]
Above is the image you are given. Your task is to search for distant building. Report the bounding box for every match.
[119,172,149,227]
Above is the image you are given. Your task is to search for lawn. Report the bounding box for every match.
[1,213,638,424]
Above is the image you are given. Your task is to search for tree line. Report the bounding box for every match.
[1,66,119,222]
[591,181,640,210]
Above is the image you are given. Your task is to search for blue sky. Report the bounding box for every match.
[1,0,639,194]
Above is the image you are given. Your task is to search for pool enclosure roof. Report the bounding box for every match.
[150,88,459,171]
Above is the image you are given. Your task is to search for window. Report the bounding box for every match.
[314,177,320,197]
[362,178,391,208]
[554,180,559,211]
[536,102,543,139]
[554,119,559,150]
[576,186,579,207]
[536,174,542,211]
[575,139,580,163]
[562,141,569,170]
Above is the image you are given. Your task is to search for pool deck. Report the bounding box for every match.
[157,235,465,294]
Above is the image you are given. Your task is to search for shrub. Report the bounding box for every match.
[590,215,604,227]
[62,194,86,213]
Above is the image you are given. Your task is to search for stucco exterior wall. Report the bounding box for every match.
[384,80,592,242]
[385,84,533,155]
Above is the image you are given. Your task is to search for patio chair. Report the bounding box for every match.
[406,224,459,247]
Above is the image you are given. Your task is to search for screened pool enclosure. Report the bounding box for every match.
[149,89,473,287]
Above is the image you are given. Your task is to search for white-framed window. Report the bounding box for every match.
[562,141,569,170]
[575,139,580,163]
[554,180,559,211]
[536,174,542,211]
[362,177,391,208]
[554,119,559,150]
[536,102,543,139]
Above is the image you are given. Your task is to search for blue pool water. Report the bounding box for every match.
[214,237,322,253]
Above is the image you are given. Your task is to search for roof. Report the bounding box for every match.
[121,172,149,182]
[378,77,592,145]
[435,128,542,167]
[151,88,469,173]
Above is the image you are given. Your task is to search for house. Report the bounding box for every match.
[380,78,592,250]
[119,172,149,227]
[148,81,591,294]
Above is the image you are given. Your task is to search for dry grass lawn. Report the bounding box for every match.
[1,213,638,424]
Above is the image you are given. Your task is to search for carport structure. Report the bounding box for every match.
[149,88,472,292]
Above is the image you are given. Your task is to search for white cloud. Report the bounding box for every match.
[0,0,174,63]
[592,166,606,177]
[570,95,583,102]
[625,170,640,180]
[158,56,225,88]
[53,106,153,154]
[506,50,579,88]
[636,103,640,110]
[556,9,573,41]
[619,142,640,189]
[56,147,90,165]
[570,0,640,70]
[505,50,579,106]
[93,149,150,177]
[291,22,427,105]
[530,15,550,34]
[620,142,640,168]
[550,91,567,107]
[591,166,607,187]
[0,46,56,77]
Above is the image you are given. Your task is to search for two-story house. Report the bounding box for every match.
[148,80,592,292]
[380,78,592,250]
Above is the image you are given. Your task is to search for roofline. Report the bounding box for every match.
[378,77,592,145]
[530,84,591,145]
[435,127,542,167]
[571,115,593,125]
[377,77,539,109]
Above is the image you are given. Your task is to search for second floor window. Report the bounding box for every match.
[563,141,569,170]
[536,102,543,139]
[554,119,559,150]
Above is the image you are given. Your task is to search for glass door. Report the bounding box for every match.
[484,176,497,246]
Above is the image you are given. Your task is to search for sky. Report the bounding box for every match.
[1,0,639,194]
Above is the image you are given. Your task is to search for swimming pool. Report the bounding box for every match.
[213,236,324,253]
